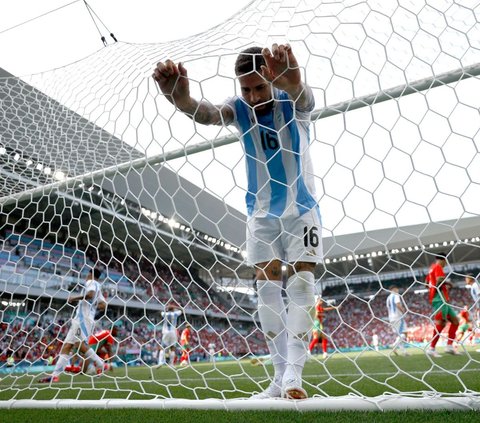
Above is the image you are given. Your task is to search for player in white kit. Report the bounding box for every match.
[153,43,321,399]
[38,268,106,383]
[465,274,480,352]
[161,302,182,365]
[386,286,409,356]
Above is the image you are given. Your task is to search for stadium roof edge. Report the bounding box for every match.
[322,215,480,258]
[0,66,246,245]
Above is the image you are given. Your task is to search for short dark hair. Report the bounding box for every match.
[235,47,265,76]
[90,268,102,279]
[435,253,447,261]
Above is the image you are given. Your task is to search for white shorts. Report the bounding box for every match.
[64,318,94,345]
[246,207,323,266]
[162,330,177,348]
[390,318,406,334]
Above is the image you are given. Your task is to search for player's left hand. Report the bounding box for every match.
[261,43,301,92]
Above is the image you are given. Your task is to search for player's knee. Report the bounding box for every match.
[291,261,315,274]
[255,260,283,280]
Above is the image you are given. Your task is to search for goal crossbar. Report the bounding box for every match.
[1,61,479,208]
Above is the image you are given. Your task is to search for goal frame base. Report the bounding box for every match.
[1,394,479,411]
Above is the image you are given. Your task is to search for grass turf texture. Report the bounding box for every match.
[2,410,480,423]
[1,347,479,402]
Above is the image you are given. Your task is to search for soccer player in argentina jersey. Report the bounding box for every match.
[154,44,321,399]
[426,254,460,358]
[161,302,183,366]
[465,274,480,352]
[38,268,107,383]
[386,286,410,356]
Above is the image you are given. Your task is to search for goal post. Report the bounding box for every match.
[1,0,480,411]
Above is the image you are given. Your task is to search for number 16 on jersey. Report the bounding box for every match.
[303,226,320,247]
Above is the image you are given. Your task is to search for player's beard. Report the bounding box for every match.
[253,99,274,115]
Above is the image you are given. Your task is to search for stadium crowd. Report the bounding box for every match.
[1,227,479,367]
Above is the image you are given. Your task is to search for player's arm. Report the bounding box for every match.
[152,60,234,126]
[94,296,107,320]
[68,289,95,304]
[323,306,337,312]
[97,291,107,311]
[104,342,113,359]
[261,43,314,112]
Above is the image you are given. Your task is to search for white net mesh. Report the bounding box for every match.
[1,0,480,410]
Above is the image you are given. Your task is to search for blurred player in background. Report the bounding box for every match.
[179,323,192,366]
[161,302,182,366]
[456,306,473,344]
[386,286,410,356]
[208,342,216,363]
[371,332,379,352]
[465,273,480,352]
[38,268,106,383]
[156,346,166,367]
[65,325,118,374]
[65,325,119,374]
[426,254,459,358]
[308,297,335,359]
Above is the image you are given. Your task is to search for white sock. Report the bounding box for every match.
[285,271,315,378]
[52,354,70,376]
[399,334,406,352]
[84,348,103,368]
[392,335,401,351]
[256,280,287,382]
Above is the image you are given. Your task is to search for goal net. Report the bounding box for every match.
[1,0,480,411]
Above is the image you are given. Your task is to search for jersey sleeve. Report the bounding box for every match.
[472,285,480,303]
[223,97,238,126]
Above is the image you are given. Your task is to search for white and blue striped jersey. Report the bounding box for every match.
[161,309,182,333]
[471,281,480,305]
[227,88,320,219]
[74,279,104,322]
[386,292,403,322]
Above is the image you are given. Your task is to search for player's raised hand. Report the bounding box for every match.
[261,43,301,92]
[152,60,191,107]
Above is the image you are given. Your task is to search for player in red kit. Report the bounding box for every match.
[65,325,118,374]
[180,324,192,366]
[309,298,336,359]
[456,306,473,343]
[426,254,459,358]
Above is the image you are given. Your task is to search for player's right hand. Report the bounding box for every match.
[152,60,190,106]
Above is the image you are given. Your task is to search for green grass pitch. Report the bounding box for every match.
[1,347,479,422]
